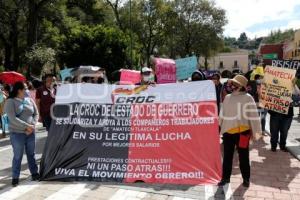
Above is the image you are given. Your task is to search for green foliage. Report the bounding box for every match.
[224,34,263,50]
[263,29,295,44]
[224,37,238,47]
[0,66,5,73]
[25,44,56,76]
[221,46,232,53]
[224,29,294,52]
[59,25,129,77]
[0,0,227,75]
[238,32,248,49]
[171,0,227,59]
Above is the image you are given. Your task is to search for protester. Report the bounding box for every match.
[52,76,58,90]
[269,79,300,152]
[219,75,261,188]
[140,67,155,85]
[92,69,106,84]
[26,81,36,101]
[64,77,73,83]
[191,70,207,81]
[4,82,39,187]
[246,74,259,100]
[3,84,11,96]
[297,77,300,117]
[221,73,240,102]
[0,87,6,138]
[0,84,10,138]
[256,76,268,135]
[247,74,268,135]
[210,73,223,114]
[36,74,56,131]
[221,80,233,102]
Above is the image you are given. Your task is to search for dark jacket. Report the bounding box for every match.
[268,107,294,118]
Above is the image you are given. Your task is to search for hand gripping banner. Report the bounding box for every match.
[40,81,222,185]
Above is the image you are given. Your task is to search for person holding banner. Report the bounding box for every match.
[248,74,268,135]
[221,72,240,102]
[36,74,56,131]
[219,75,261,188]
[0,84,9,138]
[4,82,40,187]
[269,79,300,152]
[209,73,222,114]
[191,70,207,81]
[139,67,155,85]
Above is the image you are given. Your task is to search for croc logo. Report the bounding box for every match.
[111,85,153,104]
[112,85,149,96]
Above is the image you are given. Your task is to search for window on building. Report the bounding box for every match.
[219,61,223,69]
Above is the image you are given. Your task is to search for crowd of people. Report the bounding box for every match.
[1,64,299,187]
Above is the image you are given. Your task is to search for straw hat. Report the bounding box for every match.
[230,74,248,88]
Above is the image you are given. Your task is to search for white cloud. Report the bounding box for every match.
[215,0,300,38]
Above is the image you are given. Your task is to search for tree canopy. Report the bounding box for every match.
[0,0,227,76]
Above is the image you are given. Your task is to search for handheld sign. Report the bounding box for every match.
[272,60,300,77]
[155,58,176,84]
[40,82,221,185]
[60,68,73,82]
[120,69,141,85]
[175,56,197,80]
[259,66,296,114]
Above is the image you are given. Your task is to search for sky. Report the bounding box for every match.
[214,0,300,39]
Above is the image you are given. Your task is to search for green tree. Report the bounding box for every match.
[59,25,129,79]
[237,32,249,49]
[263,29,294,44]
[27,0,57,48]
[0,0,228,76]
[119,0,172,65]
[172,0,226,69]
[0,0,27,70]
[224,37,238,48]
[104,0,126,31]
[174,0,226,56]
[25,44,56,76]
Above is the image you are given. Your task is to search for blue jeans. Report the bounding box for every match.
[10,132,38,179]
[258,108,267,132]
[270,115,293,148]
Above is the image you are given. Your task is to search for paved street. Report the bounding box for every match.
[287,109,300,143]
[0,115,300,200]
[265,108,300,159]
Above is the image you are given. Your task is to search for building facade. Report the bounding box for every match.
[283,40,295,60]
[259,43,283,65]
[200,50,249,73]
[293,29,300,60]
[264,29,300,61]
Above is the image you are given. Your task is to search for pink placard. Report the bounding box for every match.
[155,58,176,84]
[120,69,141,85]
